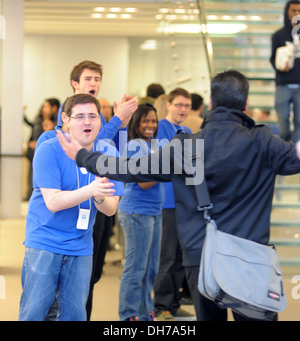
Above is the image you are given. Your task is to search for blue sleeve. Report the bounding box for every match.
[33,141,62,190]
[97,115,122,140]
[36,130,56,150]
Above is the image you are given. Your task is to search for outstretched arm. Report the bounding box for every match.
[57,129,172,183]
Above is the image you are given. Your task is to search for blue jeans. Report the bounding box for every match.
[118,210,162,321]
[19,247,92,321]
[275,84,300,142]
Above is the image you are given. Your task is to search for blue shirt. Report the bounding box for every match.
[156,119,192,209]
[25,137,124,256]
[118,139,164,216]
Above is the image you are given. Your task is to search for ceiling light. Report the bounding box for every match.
[166,15,177,20]
[94,7,105,12]
[92,13,102,19]
[126,8,137,13]
[159,8,169,13]
[251,16,261,21]
[175,9,186,14]
[121,14,131,19]
[110,8,121,13]
[140,40,157,50]
[106,14,117,19]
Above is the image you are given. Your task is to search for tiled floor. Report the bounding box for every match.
[0,199,299,322]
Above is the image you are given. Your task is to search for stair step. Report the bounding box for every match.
[272,203,300,209]
[279,258,300,266]
[270,238,300,246]
[271,221,300,228]
[274,185,300,191]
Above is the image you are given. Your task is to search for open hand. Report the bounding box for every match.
[57,130,82,160]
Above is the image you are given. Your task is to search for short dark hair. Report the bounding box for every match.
[191,93,203,111]
[210,70,249,111]
[146,83,165,98]
[284,0,300,26]
[45,98,60,110]
[70,60,103,88]
[64,93,101,117]
[128,103,158,140]
[168,87,191,103]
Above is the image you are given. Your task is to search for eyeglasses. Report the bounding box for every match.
[172,103,191,109]
[70,113,100,122]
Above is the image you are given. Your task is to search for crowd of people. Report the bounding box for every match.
[19,0,300,322]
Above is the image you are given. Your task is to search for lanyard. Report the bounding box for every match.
[75,144,94,211]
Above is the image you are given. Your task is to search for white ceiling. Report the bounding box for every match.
[24,0,284,37]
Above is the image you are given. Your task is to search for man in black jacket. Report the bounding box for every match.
[57,70,300,321]
[270,0,300,142]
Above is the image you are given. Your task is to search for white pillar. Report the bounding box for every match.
[0,0,24,218]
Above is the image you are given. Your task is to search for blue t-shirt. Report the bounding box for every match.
[24,137,124,256]
[118,138,164,216]
[156,119,192,209]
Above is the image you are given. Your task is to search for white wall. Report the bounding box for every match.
[23,35,129,141]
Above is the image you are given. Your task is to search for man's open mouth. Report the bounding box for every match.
[89,90,95,96]
[84,128,92,133]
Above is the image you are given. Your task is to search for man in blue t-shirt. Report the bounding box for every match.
[154,88,193,321]
[19,94,125,321]
[35,60,138,320]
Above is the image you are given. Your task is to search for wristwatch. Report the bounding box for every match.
[93,197,105,205]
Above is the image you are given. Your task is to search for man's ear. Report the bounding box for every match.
[71,79,79,92]
[61,112,69,125]
[209,97,212,110]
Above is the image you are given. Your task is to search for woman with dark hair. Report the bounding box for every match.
[117,103,164,321]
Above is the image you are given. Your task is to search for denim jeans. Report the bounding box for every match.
[118,210,162,321]
[19,247,92,321]
[275,84,300,142]
[153,208,185,316]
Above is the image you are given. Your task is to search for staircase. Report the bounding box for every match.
[202,0,300,266]
[271,176,300,266]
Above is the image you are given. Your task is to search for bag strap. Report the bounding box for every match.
[195,177,213,221]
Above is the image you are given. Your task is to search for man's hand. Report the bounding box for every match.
[279,61,291,72]
[89,177,116,201]
[57,129,82,160]
[114,94,138,128]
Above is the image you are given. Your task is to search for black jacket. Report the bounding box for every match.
[270,2,300,85]
[76,107,300,266]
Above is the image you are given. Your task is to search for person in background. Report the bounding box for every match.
[154,94,169,121]
[118,103,164,321]
[181,93,204,133]
[270,0,300,142]
[139,83,165,105]
[99,98,113,123]
[153,87,194,322]
[24,98,60,200]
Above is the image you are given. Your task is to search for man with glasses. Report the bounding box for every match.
[153,88,194,321]
[19,94,124,321]
[35,60,138,320]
